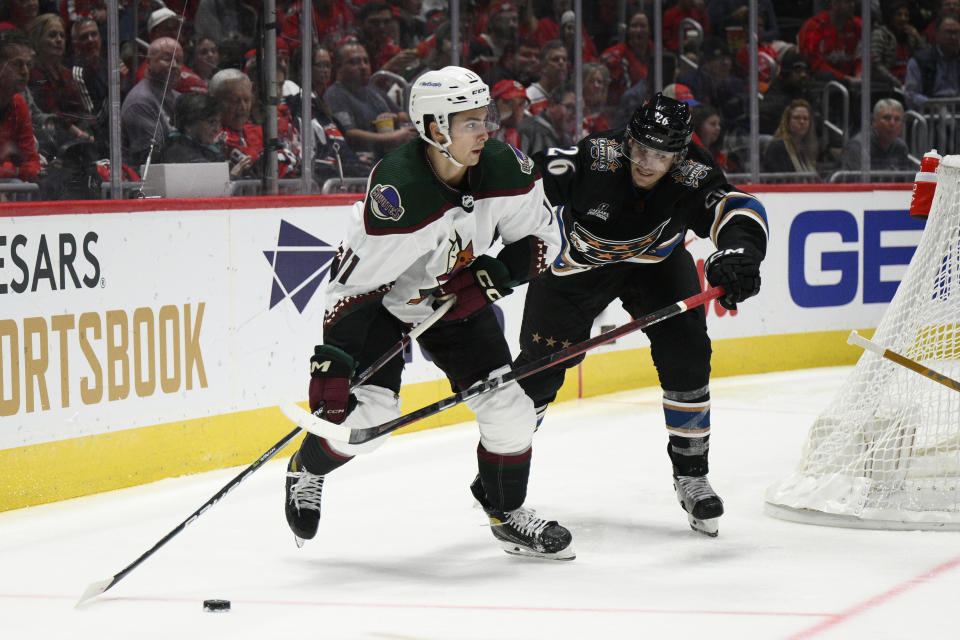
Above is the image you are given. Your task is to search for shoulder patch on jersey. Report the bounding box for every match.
[369,184,405,221]
[671,159,712,188]
[589,137,622,172]
[511,145,535,174]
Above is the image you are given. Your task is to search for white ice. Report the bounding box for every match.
[3,366,959,640]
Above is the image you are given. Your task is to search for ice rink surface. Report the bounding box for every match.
[3,366,959,639]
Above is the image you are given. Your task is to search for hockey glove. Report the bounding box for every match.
[308,344,358,424]
[705,248,762,311]
[436,254,517,321]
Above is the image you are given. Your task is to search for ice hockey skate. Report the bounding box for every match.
[284,452,325,548]
[674,475,724,537]
[470,475,574,559]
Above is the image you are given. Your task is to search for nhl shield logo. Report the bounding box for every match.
[461,194,475,210]
[370,184,405,221]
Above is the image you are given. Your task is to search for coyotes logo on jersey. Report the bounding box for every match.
[407,232,476,304]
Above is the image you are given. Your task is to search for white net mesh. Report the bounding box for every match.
[766,156,960,530]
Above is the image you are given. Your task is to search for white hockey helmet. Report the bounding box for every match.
[409,66,495,167]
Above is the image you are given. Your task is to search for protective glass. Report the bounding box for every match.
[626,139,676,173]
[449,102,501,137]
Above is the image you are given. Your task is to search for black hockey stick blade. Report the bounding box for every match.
[281,286,726,445]
[76,297,455,607]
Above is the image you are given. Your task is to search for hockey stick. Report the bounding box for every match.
[76,296,456,607]
[848,330,960,393]
[281,285,726,445]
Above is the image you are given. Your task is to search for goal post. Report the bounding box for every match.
[765,155,960,530]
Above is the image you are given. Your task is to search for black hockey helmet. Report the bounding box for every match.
[626,92,693,155]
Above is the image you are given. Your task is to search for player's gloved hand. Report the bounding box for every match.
[435,255,517,321]
[308,345,358,424]
[705,247,762,311]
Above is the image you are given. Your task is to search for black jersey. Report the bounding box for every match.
[533,130,768,275]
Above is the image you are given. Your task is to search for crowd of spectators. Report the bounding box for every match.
[1,0,957,199]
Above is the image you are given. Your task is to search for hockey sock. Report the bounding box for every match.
[298,433,354,476]
[663,386,710,476]
[476,442,532,513]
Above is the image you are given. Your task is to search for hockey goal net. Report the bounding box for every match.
[766,155,960,530]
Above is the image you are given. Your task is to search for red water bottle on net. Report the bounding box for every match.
[910,149,941,218]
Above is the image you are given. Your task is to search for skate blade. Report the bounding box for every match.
[499,541,576,561]
[294,534,306,548]
[687,514,719,537]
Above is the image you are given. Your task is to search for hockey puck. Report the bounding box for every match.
[202,599,231,612]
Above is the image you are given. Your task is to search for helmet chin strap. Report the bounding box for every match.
[425,129,465,168]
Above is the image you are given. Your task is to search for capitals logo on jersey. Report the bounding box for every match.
[589,137,622,172]
[370,184,405,221]
[672,159,711,188]
[568,219,672,264]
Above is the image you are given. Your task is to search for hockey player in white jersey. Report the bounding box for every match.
[284,66,574,560]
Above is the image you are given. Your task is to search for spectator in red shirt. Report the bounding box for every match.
[0,0,39,33]
[601,10,653,104]
[798,0,862,83]
[559,10,598,63]
[475,0,537,46]
[468,1,520,80]
[0,31,41,182]
[210,68,258,178]
[490,78,528,148]
[580,62,611,136]
[356,1,419,75]
[922,0,960,44]
[663,0,712,53]
[134,9,207,94]
[533,0,571,46]
[26,13,94,146]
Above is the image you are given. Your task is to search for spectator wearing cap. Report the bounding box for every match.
[196,0,260,49]
[904,13,960,109]
[762,98,819,176]
[706,0,779,42]
[60,0,106,34]
[469,1,520,80]
[872,1,926,90]
[841,98,914,172]
[527,40,567,116]
[120,37,181,168]
[580,62,611,136]
[484,40,540,86]
[678,37,747,134]
[0,30,41,183]
[760,49,816,135]
[134,8,208,95]
[0,0,39,33]
[559,10,599,64]
[663,0,712,53]
[323,40,417,163]
[798,0,862,83]
[26,13,94,149]
[601,10,654,104]
[491,79,529,148]
[533,0,569,46]
[517,86,575,155]
[691,103,739,172]
[663,83,700,107]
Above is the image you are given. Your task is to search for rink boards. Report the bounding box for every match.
[0,185,919,510]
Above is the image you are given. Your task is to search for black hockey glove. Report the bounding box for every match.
[436,255,517,321]
[705,248,762,311]
[308,345,358,424]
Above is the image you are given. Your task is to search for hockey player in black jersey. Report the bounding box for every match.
[513,93,769,536]
[283,66,574,560]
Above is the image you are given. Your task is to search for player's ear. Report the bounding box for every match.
[429,121,447,145]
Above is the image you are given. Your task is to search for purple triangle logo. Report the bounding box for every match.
[264,220,338,313]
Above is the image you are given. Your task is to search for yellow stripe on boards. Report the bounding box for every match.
[0,329,872,512]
